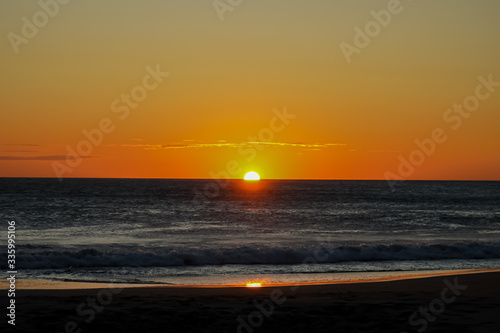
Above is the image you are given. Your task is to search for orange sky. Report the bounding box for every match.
[1,0,499,180]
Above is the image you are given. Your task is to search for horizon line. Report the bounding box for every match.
[0,176,498,182]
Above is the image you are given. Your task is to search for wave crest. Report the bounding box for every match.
[3,242,500,269]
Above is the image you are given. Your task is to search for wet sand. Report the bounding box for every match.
[5,269,500,333]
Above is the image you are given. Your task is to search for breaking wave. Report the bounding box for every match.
[3,242,500,269]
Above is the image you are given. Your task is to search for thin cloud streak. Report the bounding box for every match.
[0,155,96,161]
[1,144,41,147]
[115,142,347,150]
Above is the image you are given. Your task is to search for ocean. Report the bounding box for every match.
[1,178,499,285]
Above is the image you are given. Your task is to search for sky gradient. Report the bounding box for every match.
[1,0,499,180]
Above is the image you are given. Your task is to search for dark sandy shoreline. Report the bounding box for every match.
[5,269,500,333]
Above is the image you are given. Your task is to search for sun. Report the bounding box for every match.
[243,171,260,181]
[245,281,263,288]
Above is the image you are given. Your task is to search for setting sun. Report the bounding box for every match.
[245,281,263,288]
[244,172,260,181]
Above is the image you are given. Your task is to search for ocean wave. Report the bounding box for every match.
[3,242,500,269]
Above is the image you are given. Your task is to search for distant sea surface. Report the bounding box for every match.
[1,178,499,285]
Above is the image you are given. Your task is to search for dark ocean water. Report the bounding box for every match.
[1,178,499,285]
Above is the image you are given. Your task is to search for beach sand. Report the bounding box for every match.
[6,269,500,333]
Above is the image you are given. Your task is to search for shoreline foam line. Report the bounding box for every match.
[6,268,500,290]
